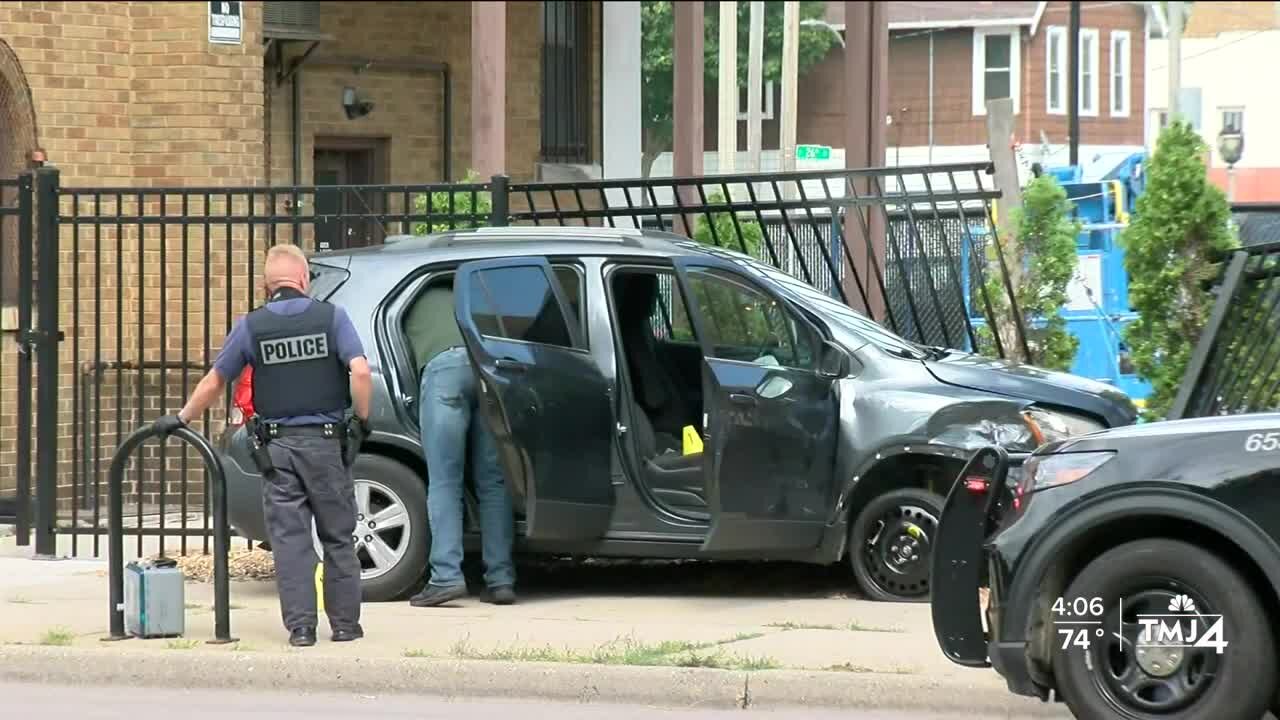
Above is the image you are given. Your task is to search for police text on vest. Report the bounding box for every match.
[260,333,330,365]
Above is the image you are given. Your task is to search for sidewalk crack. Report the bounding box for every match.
[739,673,752,709]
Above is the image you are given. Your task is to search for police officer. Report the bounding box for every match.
[153,243,373,648]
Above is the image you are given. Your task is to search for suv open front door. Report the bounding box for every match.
[453,257,615,541]
[671,259,840,553]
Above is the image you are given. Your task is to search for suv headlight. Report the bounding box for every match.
[1022,407,1106,445]
[1019,451,1115,494]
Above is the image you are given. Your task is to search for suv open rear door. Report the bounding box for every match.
[453,257,615,541]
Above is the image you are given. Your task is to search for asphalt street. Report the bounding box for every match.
[5,681,1068,720]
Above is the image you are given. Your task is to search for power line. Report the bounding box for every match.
[1148,29,1269,72]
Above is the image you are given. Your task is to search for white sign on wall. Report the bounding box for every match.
[1066,254,1103,311]
[209,1,243,45]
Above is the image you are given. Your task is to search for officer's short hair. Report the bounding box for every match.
[266,243,309,268]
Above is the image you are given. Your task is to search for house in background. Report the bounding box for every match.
[1146,1,1280,202]
[672,1,1159,179]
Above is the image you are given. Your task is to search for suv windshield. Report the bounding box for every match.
[689,244,928,360]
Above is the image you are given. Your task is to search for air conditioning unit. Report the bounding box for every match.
[264,1,321,37]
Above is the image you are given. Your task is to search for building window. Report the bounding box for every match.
[1110,31,1131,117]
[737,80,775,121]
[1047,26,1067,114]
[1079,28,1100,116]
[1222,108,1244,133]
[541,1,592,164]
[972,28,1020,116]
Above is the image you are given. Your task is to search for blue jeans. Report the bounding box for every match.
[419,347,515,589]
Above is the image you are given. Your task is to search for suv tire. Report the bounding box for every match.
[1052,538,1274,720]
[848,488,942,603]
[347,454,428,603]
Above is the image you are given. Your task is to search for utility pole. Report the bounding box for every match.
[718,1,737,175]
[780,1,799,174]
[746,0,764,172]
[1069,0,1080,167]
[1169,1,1184,120]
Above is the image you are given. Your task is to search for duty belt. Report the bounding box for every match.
[263,422,340,439]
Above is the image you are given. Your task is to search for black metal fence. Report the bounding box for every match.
[8,162,1032,556]
[0,175,32,529]
[1170,241,1280,419]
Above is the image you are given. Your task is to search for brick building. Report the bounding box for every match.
[0,0,608,522]
[704,1,1157,167]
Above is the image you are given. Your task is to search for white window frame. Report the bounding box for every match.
[1221,107,1244,133]
[1110,30,1131,117]
[972,27,1021,116]
[1046,25,1067,115]
[1078,28,1100,117]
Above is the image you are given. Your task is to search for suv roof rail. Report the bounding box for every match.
[383,226,651,247]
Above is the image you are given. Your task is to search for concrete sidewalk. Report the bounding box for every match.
[0,544,1057,714]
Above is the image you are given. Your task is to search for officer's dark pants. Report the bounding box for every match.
[262,436,362,633]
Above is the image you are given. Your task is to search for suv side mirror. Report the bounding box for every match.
[817,340,853,379]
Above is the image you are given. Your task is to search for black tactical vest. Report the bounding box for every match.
[245,288,351,419]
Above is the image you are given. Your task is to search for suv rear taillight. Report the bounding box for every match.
[229,366,254,426]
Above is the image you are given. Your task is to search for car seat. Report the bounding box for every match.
[614,273,706,513]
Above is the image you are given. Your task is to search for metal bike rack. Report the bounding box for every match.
[105,425,237,644]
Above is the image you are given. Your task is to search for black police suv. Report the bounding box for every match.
[218,226,1137,604]
[931,414,1280,720]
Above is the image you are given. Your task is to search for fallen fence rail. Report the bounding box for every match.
[106,424,235,644]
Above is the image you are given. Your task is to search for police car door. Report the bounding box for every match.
[453,257,615,541]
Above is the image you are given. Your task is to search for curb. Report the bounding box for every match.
[0,645,1062,713]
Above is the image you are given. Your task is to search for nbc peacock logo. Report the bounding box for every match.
[1168,594,1197,613]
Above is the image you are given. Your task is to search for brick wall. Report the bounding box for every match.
[266,0,565,188]
[0,1,265,520]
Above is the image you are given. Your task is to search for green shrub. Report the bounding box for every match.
[412,170,493,235]
[1121,121,1238,420]
[977,174,1081,371]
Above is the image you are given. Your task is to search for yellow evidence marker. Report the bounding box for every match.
[682,425,704,455]
[315,562,325,614]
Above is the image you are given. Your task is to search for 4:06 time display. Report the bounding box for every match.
[1052,596,1104,617]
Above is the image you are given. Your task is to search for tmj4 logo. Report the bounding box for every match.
[1136,594,1228,654]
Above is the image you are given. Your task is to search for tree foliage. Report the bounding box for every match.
[412,170,493,235]
[1121,120,1238,420]
[977,175,1081,371]
[641,1,837,174]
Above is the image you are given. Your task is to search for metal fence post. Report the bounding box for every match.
[1168,250,1249,420]
[14,173,33,546]
[489,174,510,227]
[33,167,60,558]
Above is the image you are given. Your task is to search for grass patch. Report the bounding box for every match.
[166,639,200,650]
[39,627,75,646]
[847,621,904,633]
[767,621,903,633]
[431,634,779,671]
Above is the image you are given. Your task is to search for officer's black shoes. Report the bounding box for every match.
[289,627,317,647]
[331,624,364,643]
[482,585,517,606]
[409,583,468,607]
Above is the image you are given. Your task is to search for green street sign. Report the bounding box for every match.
[796,144,832,161]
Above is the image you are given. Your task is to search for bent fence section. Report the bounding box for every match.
[1170,241,1280,419]
[5,163,1029,558]
[107,425,235,643]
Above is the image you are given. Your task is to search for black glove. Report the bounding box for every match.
[343,416,370,468]
[153,414,186,436]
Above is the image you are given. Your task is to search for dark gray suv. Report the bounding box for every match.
[218,227,1137,603]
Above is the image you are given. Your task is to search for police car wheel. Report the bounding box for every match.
[848,488,941,603]
[1052,539,1275,720]
[310,455,428,603]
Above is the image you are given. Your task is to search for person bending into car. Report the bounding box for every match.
[404,276,516,606]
